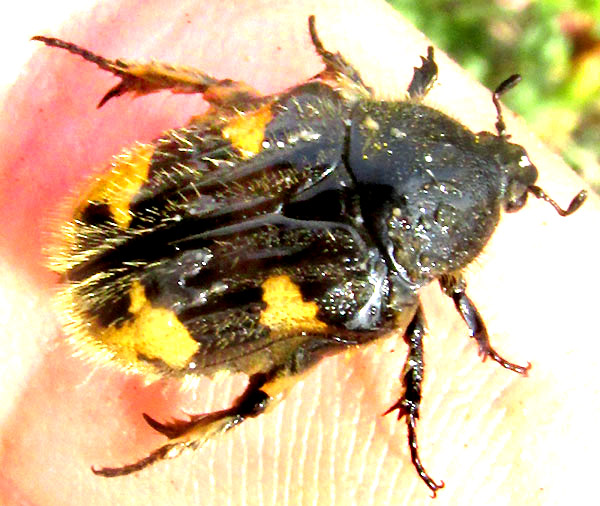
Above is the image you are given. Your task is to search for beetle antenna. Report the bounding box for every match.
[492,74,521,137]
[527,186,587,216]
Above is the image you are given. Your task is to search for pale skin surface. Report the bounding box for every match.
[0,1,599,505]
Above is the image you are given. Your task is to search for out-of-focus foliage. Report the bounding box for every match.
[388,0,600,191]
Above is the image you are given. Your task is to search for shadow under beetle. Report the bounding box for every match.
[34,15,586,496]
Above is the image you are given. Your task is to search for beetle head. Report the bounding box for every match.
[476,132,538,213]
[485,74,587,217]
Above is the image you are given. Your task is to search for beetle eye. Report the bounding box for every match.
[505,191,527,213]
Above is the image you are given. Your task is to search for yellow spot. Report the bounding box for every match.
[222,105,272,157]
[100,281,199,370]
[76,143,155,228]
[259,275,327,334]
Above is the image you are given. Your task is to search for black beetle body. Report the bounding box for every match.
[349,99,537,287]
[34,15,586,495]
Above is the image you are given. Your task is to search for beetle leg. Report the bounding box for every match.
[91,373,274,477]
[408,46,438,100]
[32,36,261,108]
[384,306,444,497]
[91,336,348,477]
[307,16,371,94]
[440,275,531,374]
[91,375,282,477]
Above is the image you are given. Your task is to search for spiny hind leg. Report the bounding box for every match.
[32,36,260,108]
[92,336,346,477]
[92,373,272,477]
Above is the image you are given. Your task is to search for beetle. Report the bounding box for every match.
[34,15,586,495]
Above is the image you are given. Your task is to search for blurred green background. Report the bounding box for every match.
[388,0,600,192]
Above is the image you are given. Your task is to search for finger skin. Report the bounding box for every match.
[1,1,599,505]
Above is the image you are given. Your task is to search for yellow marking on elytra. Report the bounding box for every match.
[259,275,328,334]
[222,105,273,157]
[100,281,199,370]
[77,143,155,228]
